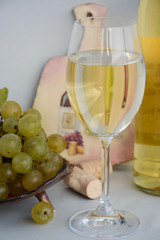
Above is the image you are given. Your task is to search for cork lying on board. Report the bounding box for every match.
[63,158,112,199]
[63,166,101,199]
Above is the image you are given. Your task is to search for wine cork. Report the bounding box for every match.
[68,141,77,155]
[63,166,101,199]
[76,145,85,154]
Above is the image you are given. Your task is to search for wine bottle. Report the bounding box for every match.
[133,0,160,195]
[58,91,80,135]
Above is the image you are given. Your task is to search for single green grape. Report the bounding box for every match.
[0,183,9,200]
[0,163,17,183]
[44,148,58,161]
[47,134,66,153]
[8,174,25,196]
[23,136,48,162]
[22,170,44,191]
[37,158,62,181]
[31,202,54,224]
[12,152,32,174]
[1,100,22,119]
[23,108,41,120]
[52,154,64,169]
[0,133,22,158]
[18,114,41,137]
[3,117,19,133]
[44,149,63,168]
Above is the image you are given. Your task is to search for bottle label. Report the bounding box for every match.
[59,106,79,135]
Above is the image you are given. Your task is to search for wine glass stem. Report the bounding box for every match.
[94,136,117,216]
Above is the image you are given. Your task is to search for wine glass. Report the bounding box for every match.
[66,16,145,239]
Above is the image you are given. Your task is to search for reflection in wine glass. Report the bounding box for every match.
[66,17,145,239]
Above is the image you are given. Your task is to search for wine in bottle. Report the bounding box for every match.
[133,0,160,195]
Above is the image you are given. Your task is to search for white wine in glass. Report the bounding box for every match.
[66,17,145,239]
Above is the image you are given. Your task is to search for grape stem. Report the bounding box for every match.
[35,191,55,212]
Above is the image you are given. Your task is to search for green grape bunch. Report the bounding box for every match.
[0,88,66,224]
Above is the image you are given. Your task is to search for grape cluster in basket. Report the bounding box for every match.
[0,91,66,223]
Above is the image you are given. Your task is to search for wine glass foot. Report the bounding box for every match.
[68,209,140,239]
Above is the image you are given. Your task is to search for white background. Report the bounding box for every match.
[0,0,139,110]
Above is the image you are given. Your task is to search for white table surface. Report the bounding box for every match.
[0,162,159,240]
